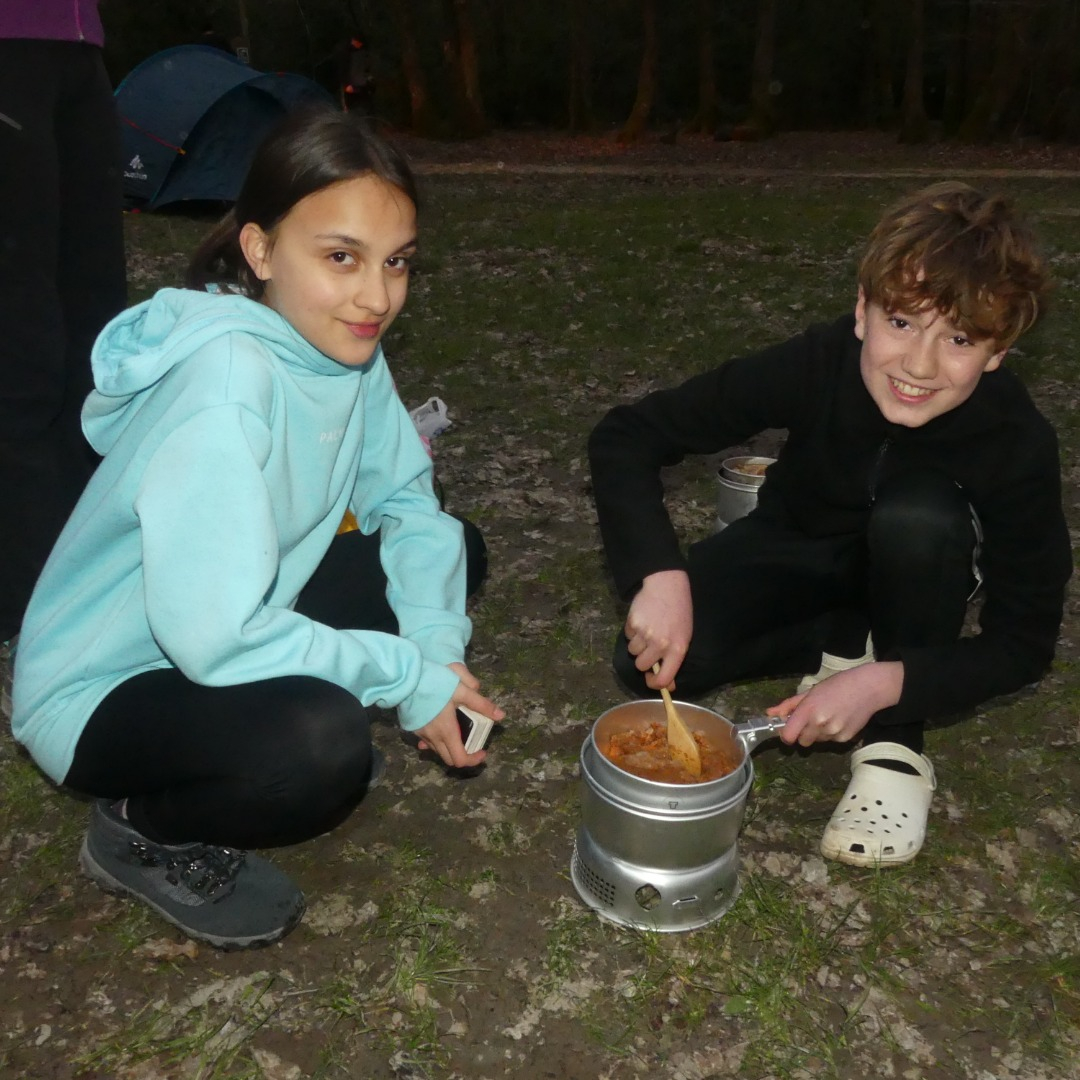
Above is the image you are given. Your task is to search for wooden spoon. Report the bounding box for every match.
[652,662,702,778]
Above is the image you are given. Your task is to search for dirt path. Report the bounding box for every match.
[395,128,1080,179]
[416,161,1080,180]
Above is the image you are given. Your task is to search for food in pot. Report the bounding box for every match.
[603,722,740,784]
[730,458,770,477]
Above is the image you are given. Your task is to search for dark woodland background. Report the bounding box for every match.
[100,0,1080,144]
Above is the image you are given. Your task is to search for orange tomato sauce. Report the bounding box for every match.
[602,722,741,784]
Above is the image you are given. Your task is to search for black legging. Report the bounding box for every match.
[65,521,487,848]
[0,41,127,641]
[613,470,977,753]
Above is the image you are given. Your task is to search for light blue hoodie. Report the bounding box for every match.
[12,288,469,783]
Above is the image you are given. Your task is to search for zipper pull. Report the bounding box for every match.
[868,438,890,504]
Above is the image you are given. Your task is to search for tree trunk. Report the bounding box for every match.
[567,0,595,133]
[1028,0,1078,137]
[898,0,928,142]
[617,0,658,144]
[958,0,1040,141]
[860,0,895,127]
[391,0,439,135]
[963,0,997,116]
[443,0,489,137]
[940,0,970,134]
[858,0,876,126]
[686,0,718,134]
[744,0,778,136]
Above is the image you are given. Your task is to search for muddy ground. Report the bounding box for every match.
[2,131,1079,1080]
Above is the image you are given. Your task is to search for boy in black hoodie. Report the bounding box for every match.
[588,182,1071,867]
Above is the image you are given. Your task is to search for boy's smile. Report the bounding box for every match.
[239,174,417,368]
[854,288,1006,427]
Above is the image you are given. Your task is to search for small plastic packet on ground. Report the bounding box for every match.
[409,397,451,439]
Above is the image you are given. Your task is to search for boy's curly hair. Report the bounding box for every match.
[858,182,1051,348]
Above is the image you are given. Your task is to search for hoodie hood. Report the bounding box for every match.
[84,288,352,453]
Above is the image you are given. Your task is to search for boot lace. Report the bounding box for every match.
[130,841,246,901]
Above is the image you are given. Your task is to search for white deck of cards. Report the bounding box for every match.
[456,706,495,753]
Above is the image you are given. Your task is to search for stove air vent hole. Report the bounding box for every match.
[575,852,616,907]
[635,884,662,911]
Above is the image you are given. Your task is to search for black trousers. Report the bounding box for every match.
[0,41,127,641]
[613,471,978,753]
[66,523,488,848]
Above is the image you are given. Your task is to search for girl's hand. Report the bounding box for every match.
[625,570,693,689]
[415,664,504,768]
[447,661,479,690]
[766,661,904,747]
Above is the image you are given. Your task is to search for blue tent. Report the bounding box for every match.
[115,45,333,209]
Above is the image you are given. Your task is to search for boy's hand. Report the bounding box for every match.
[625,570,693,689]
[766,661,904,747]
[415,662,505,769]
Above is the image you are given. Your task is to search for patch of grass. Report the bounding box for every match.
[384,838,435,875]
[571,870,861,1075]
[0,760,85,920]
[121,210,207,303]
[708,875,853,1073]
[478,818,529,855]
[543,896,595,984]
[1027,850,1080,921]
[316,885,484,1077]
[73,973,285,1079]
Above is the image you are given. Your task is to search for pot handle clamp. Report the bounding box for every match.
[734,715,788,754]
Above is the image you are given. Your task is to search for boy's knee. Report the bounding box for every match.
[612,633,649,696]
[459,516,488,596]
[869,470,973,561]
[611,631,721,701]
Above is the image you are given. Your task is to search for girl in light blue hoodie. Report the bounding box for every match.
[11,106,503,949]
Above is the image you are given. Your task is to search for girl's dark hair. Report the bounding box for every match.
[186,105,418,297]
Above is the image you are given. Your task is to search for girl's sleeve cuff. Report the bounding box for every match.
[396,661,460,731]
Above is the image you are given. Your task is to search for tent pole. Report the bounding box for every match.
[237,0,251,66]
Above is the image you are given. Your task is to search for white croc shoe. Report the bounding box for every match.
[797,634,874,695]
[820,741,936,867]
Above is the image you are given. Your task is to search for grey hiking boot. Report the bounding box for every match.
[79,800,305,950]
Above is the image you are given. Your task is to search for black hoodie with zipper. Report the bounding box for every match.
[588,314,1073,726]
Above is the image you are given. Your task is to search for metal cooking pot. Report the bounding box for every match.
[571,699,785,932]
[716,454,776,531]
